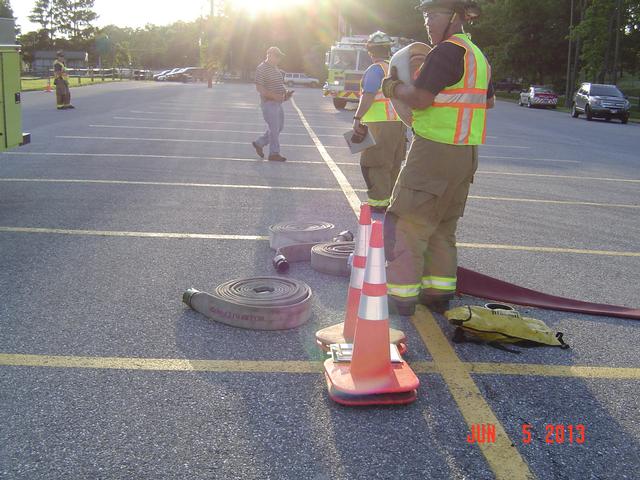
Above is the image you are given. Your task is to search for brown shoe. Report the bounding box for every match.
[268,154,287,162]
[251,141,264,158]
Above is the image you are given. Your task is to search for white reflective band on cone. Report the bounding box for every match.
[350,265,366,288]
[355,224,370,256]
[358,294,389,321]
[363,247,386,285]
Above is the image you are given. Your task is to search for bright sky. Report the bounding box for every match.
[13,0,212,32]
[13,0,311,33]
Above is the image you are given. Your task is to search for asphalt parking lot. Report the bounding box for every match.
[1,81,639,480]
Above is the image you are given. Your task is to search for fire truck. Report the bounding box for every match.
[323,35,412,110]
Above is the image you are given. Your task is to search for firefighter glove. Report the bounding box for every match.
[382,66,403,99]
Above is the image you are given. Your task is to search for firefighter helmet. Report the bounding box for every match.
[416,0,481,20]
[366,31,394,48]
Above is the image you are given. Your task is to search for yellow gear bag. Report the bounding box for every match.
[445,305,569,348]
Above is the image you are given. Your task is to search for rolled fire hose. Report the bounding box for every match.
[272,243,319,273]
[269,221,336,250]
[183,277,313,330]
[271,230,354,274]
[389,42,432,127]
[311,241,355,277]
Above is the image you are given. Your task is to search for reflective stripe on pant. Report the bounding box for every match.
[256,101,285,155]
[385,135,477,300]
[360,122,406,207]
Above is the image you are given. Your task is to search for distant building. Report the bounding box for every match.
[32,50,88,75]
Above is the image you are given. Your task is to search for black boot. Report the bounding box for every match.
[419,293,454,314]
[388,296,417,316]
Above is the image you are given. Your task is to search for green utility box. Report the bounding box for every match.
[0,18,29,152]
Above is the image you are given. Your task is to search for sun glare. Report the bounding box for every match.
[229,0,312,16]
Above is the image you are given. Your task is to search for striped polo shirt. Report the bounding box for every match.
[255,61,286,102]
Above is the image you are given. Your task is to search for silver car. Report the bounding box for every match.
[284,72,320,88]
[571,83,630,124]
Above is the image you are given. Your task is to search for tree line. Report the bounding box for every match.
[11,0,640,94]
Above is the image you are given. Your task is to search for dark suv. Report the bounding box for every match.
[571,83,630,124]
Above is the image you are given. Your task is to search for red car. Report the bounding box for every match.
[518,85,559,109]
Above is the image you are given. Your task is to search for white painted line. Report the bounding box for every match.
[291,98,361,215]
[56,135,350,149]
[6,176,635,209]
[479,145,530,149]
[0,226,269,240]
[480,155,580,164]
[0,178,361,192]
[477,170,640,184]
[459,242,640,258]
[146,104,323,117]
[468,195,639,209]
[2,151,358,166]
[128,111,351,128]
[90,124,345,138]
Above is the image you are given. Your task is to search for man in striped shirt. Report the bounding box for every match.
[252,46,293,162]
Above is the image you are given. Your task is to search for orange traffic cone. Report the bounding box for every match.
[44,79,52,93]
[324,221,419,406]
[315,204,407,352]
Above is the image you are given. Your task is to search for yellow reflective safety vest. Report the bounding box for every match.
[53,59,67,79]
[413,34,490,145]
[361,61,400,123]
[445,305,569,348]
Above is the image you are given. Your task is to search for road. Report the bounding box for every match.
[1,81,639,480]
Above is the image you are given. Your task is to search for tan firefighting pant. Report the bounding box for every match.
[385,135,478,302]
[54,77,71,108]
[360,121,406,208]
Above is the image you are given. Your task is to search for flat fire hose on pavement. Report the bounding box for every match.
[183,277,313,330]
[457,267,640,320]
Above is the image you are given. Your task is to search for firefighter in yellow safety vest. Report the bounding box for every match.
[351,31,406,214]
[381,0,495,315]
[53,51,74,110]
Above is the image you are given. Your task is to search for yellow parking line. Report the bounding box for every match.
[0,226,268,240]
[293,103,533,479]
[0,353,322,373]
[412,307,535,480]
[459,242,640,257]
[468,362,640,379]
[3,353,638,380]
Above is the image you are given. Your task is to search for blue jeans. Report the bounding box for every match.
[255,101,284,155]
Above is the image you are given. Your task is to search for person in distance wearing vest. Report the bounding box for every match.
[351,32,407,214]
[53,51,74,110]
[381,0,495,315]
